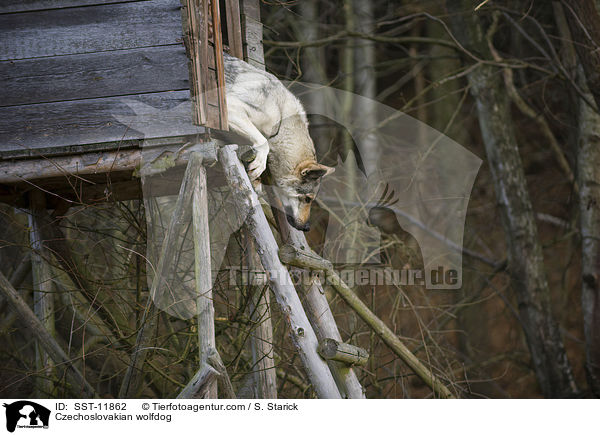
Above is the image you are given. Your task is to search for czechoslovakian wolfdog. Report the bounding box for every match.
[224,53,334,232]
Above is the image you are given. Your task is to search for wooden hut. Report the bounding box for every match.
[0,0,264,206]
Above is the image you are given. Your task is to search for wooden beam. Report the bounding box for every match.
[279,244,332,271]
[0,141,217,185]
[246,237,277,398]
[240,0,264,68]
[182,0,208,125]
[192,155,217,398]
[318,339,369,366]
[218,145,341,399]
[0,0,132,14]
[210,0,229,130]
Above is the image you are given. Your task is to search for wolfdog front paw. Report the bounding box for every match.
[247,148,268,180]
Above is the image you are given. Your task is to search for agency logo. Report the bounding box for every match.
[3,401,50,433]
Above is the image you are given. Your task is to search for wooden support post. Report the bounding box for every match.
[207,349,236,399]
[119,153,205,398]
[247,239,277,398]
[219,145,341,399]
[268,193,366,399]
[28,190,56,396]
[177,362,219,399]
[0,270,96,398]
[192,155,217,398]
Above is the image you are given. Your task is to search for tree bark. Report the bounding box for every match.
[557,0,600,397]
[576,72,600,396]
[352,0,380,175]
[447,0,578,397]
[562,0,600,109]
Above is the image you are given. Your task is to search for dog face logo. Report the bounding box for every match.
[3,401,50,433]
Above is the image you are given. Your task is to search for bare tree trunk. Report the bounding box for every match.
[576,73,600,396]
[297,1,330,158]
[563,0,600,109]
[342,0,357,212]
[447,1,578,397]
[557,0,600,397]
[353,0,379,175]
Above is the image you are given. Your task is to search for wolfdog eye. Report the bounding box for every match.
[304,196,312,204]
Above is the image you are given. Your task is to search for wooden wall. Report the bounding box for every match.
[0,0,205,159]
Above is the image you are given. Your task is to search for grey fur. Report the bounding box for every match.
[223,53,334,231]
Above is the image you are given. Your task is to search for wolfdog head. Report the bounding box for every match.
[266,160,335,232]
[261,114,335,231]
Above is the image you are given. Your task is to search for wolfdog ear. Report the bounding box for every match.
[300,163,335,180]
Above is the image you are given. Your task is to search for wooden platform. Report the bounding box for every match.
[0,0,265,207]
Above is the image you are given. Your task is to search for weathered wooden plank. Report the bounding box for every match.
[192,159,217,398]
[0,0,145,14]
[241,16,264,67]
[210,0,228,130]
[240,0,259,21]
[0,91,203,153]
[182,0,208,125]
[225,0,243,59]
[0,46,189,107]
[0,0,183,61]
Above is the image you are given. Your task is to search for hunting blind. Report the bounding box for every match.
[0,0,264,203]
[0,0,441,400]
